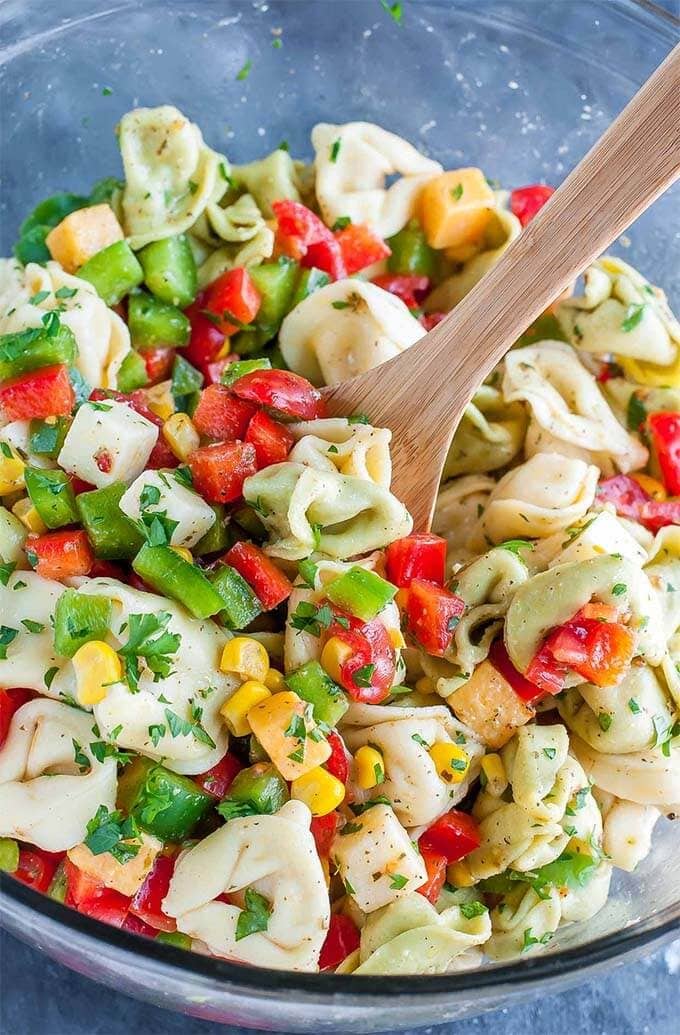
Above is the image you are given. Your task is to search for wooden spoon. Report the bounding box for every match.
[323,44,680,531]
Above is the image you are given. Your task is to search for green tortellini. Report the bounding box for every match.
[231,148,302,217]
[443,384,527,479]
[486,886,562,961]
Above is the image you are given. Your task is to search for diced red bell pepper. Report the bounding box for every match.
[0,688,35,748]
[546,617,635,688]
[188,440,257,504]
[385,533,447,588]
[184,294,227,373]
[231,369,326,421]
[417,850,447,905]
[192,384,257,441]
[245,410,295,468]
[406,579,465,657]
[272,200,347,280]
[205,354,239,386]
[90,559,127,581]
[419,811,481,863]
[90,387,161,428]
[318,913,361,971]
[0,364,74,421]
[203,268,261,336]
[488,639,544,705]
[64,858,131,928]
[310,811,340,857]
[70,476,96,496]
[143,347,176,385]
[13,847,62,894]
[27,530,94,580]
[510,184,555,226]
[640,499,680,533]
[647,411,680,496]
[420,312,447,332]
[223,541,293,610]
[335,223,391,275]
[130,854,177,933]
[324,730,350,785]
[146,434,179,471]
[525,641,568,696]
[597,474,680,533]
[372,274,430,309]
[193,753,243,799]
[123,913,157,938]
[325,614,395,704]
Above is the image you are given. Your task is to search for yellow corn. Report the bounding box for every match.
[162,412,200,462]
[291,766,345,816]
[170,545,193,563]
[220,680,271,737]
[429,741,470,784]
[447,860,475,888]
[480,752,508,797]
[354,745,385,789]
[264,668,285,692]
[220,636,270,682]
[320,636,353,684]
[145,381,175,422]
[12,497,47,534]
[0,447,25,496]
[630,472,666,501]
[620,351,680,389]
[388,627,406,650]
[72,641,122,706]
[415,676,435,695]
[217,339,234,360]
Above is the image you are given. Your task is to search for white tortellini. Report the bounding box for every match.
[443,384,527,480]
[163,801,329,971]
[232,148,302,217]
[571,733,680,809]
[0,571,65,693]
[0,258,131,390]
[311,121,442,238]
[432,475,495,567]
[536,509,648,570]
[288,418,392,488]
[503,341,648,475]
[119,105,224,249]
[243,462,412,562]
[341,702,484,827]
[0,698,117,851]
[279,279,425,387]
[596,792,661,872]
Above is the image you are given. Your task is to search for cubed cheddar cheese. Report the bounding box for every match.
[247,690,331,781]
[58,399,158,488]
[446,660,533,749]
[420,168,495,251]
[119,469,216,548]
[46,203,124,274]
[67,832,162,897]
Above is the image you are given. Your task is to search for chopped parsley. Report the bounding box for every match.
[388,872,408,890]
[297,558,318,590]
[353,663,375,688]
[380,0,403,24]
[611,583,627,596]
[450,183,464,201]
[85,804,141,864]
[411,732,430,749]
[29,290,50,305]
[543,747,557,760]
[72,739,90,773]
[289,601,333,637]
[235,888,272,941]
[330,138,341,163]
[521,927,553,953]
[148,723,166,748]
[119,611,181,693]
[597,712,613,732]
[21,618,44,634]
[460,900,488,919]
[331,300,350,310]
[236,59,252,81]
[628,697,641,714]
[621,303,646,332]
[164,705,216,749]
[626,393,647,431]
[499,539,534,556]
[0,626,19,660]
[0,561,16,586]
[332,216,352,231]
[348,413,370,425]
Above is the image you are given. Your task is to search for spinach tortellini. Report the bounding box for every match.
[443,384,527,479]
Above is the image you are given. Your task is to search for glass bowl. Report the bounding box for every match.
[0,1,678,1030]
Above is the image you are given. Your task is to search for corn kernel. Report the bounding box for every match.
[480,752,508,797]
[388,627,406,650]
[291,766,345,816]
[145,381,175,422]
[72,641,122,706]
[220,636,270,683]
[320,636,353,684]
[354,745,385,789]
[220,680,271,737]
[170,546,193,563]
[264,668,285,692]
[415,676,434,694]
[429,741,470,784]
[630,472,666,501]
[11,497,47,534]
[162,412,200,463]
[0,448,25,496]
[447,860,475,888]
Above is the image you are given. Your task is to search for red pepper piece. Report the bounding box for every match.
[272,200,347,280]
[310,811,340,857]
[231,369,326,421]
[324,730,350,785]
[335,223,391,275]
[129,854,177,932]
[184,294,227,373]
[406,579,465,657]
[420,312,447,331]
[143,347,176,385]
[28,530,94,580]
[0,364,74,421]
[372,274,430,309]
[385,533,447,588]
[647,411,680,496]
[13,847,62,894]
[0,688,35,748]
[488,639,545,705]
[318,913,361,971]
[188,441,257,504]
[245,410,295,468]
[194,753,242,799]
[223,541,293,610]
[203,268,261,336]
[510,184,555,226]
[192,384,257,441]
[417,850,448,905]
[418,811,481,863]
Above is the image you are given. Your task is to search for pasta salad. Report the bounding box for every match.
[0,106,678,975]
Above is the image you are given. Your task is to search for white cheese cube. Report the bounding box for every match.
[119,469,216,548]
[331,804,427,913]
[549,511,647,568]
[58,399,158,488]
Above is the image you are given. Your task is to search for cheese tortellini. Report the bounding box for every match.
[288,418,392,488]
[443,384,527,479]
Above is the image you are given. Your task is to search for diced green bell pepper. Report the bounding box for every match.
[231,505,267,541]
[128,292,190,350]
[387,219,437,278]
[290,266,330,308]
[132,544,225,619]
[156,930,192,949]
[28,417,70,459]
[209,563,262,630]
[248,736,269,764]
[47,860,68,903]
[53,588,113,658]
[325,566,397,621]
[117,757,212,841]
[285,660,349,726]
[193,505,232,557]
[77,482,145,560]
[0,323,77,382]
[14,192,89,265]
[217,763,289,820]
[138,234,198,308]
[249,258,298,334]
[24,466,78,529]
[171,354,203,414]
[117,350,150,392]
[220,358,271,388]
[77,240,144,305]
[0,837,19,872]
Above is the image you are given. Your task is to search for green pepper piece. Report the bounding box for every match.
[229,326,275,356]
[118,757,213,841]
[14,192,89,265]
[139,234,198,308]
[132,543,225,619]
[285,660,349,726]
[53,588,113,658]
[387,219,437,277]
[117,350,150,392]
[47,860,68,903]
[77,482,145,560]
[248,735,269,764]
[515,312,568,348]
[0,323,77,382]
[325,566,397,621]
[290,266,331,308]
[193,504,232,557]
[231,505,267,541]
[171,354,203,413]
[220,358,271,387]
[217,763,289,820]
[249,258,298,336]
[77,240,144,305]
[156,930,192,949]
[28,417,70,459]
[0,837,19,873]
[209,563,262,629]
[24,466,78,529]
[88,177,124,205]
[128,292,190,350]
